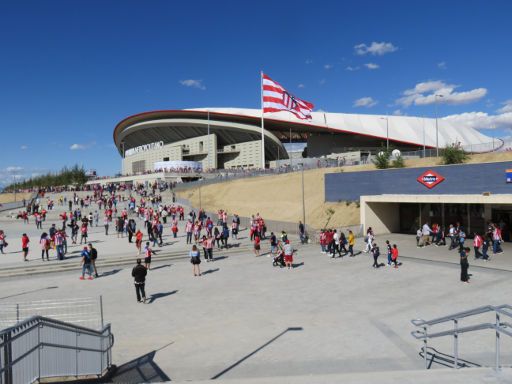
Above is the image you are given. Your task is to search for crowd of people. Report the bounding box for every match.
[2,181,510,303]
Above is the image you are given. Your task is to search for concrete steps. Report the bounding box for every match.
[0,244,253,278]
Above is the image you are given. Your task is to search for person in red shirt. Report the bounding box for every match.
[135,229,143,255]
[391,244,399,268]
[253,235,261,257]
[21,233,30,261]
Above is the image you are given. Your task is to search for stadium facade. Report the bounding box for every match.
[114,108,495,173]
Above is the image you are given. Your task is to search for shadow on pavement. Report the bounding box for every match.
[211,327,303,380]
[150,264,172,271]
[202,268,219,275]
[108,350,171,383]
[99,268,122,278]
[213,256,228,261]
[146,290,178,304]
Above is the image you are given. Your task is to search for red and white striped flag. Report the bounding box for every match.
[262,73,314,120]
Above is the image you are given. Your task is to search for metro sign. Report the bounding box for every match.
[417,170,445,189]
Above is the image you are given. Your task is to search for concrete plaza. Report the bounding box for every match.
[0,194,511,383]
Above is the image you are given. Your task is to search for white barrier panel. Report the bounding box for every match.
[154,160,202,172]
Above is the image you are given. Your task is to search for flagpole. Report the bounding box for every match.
[260,71,265,170]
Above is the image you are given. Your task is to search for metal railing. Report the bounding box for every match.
[0,315,113,384]
[0,297,105,331]
[411,304,512,370]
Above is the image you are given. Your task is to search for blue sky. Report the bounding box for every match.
[1,0,511,181]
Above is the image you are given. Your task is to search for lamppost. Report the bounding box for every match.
[301,164,306,232]
[435,94,444,157]
[380,116,389,150]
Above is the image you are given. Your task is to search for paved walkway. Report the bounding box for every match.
[0,192,511,382]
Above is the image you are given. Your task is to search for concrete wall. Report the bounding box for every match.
[325,161,512,202]
[123,134,217,172]
[361,201,400,234]
[222,140,262,169]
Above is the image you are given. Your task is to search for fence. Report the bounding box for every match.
[401,138,506,159]
[0,316,113,384]
[0,297,104,331]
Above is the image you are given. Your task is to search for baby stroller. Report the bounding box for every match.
[273,250,286,268]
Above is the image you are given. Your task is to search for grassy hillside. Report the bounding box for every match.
[177,152,512,229]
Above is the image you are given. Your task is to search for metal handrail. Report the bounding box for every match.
[411,304,512,371]
[412,304,512,327]
[0,315,113,384]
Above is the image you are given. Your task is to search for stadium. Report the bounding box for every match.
[113,108,497,173]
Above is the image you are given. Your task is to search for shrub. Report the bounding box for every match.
[441,145,468,165]
[391,155,405,168]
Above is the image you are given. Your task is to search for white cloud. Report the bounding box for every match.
[324,64,333,70]
[437,61,447,69]
[396,80,487,107]
[354,97,378,108]
[345,66,360,71]
[305,59,313,64]
[20,145,28,150]
[497,99,512,114]
[392,109,403,116]
[442,111,512,130]
[354,41,398,56]
[364,63,379,70]
[297,83,305,88]
[70,143,86,150]
[179,79,206,90]
[315,108,327,113]
[5,166,23,172]
[319,79,326,85]
[70,141,96,150]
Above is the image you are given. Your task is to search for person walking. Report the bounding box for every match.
[127,219,136,243]
[253,234,261,257]
[0,230,6,254]
[185,220,193,244]
[283,240,294,269]
[371,242,380,268]
[135,229,143,255]
[473,232,483,259]
[386,240,392,266]
[132,259,147,303]
[391,244,399,268]
[205,234,214,262]
[190,244,201,276]
[103,216,109,236]
[460,247,470,283]
[347,230,355,257]
[80,224,88,244]
[21,233,30,261]
[144,242,152,270]
[40,233,50,261]
[88,243,99,278]
[80,247,94,280]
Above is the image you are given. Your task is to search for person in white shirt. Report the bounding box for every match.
[422,223,432,246]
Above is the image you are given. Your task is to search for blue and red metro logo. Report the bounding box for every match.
[417,170,445,189]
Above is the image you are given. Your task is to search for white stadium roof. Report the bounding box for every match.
[187,108,495,151]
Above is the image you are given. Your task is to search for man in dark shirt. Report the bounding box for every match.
[132,259,147,303]
[88,243,99,278]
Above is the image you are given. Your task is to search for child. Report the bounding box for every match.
[416,228,422,247]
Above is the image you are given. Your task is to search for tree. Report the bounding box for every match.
[372,149,391,169]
